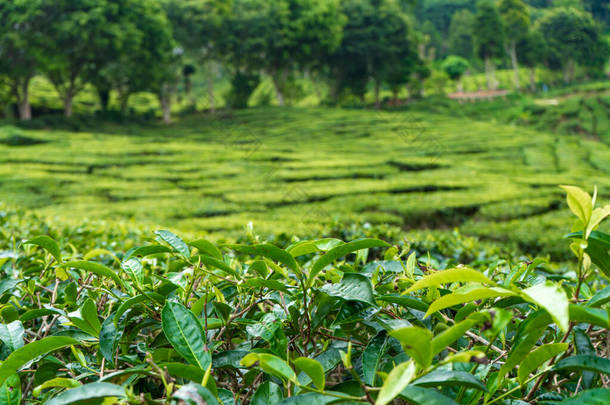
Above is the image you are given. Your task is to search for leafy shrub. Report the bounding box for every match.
[0,186,609,404]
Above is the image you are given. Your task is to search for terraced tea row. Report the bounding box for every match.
[0,107,608,258]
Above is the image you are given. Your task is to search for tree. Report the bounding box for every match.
[499,0,530,90]
[37,0,124,117]
[263,0,345,106]
[536,7,608,83]
[0,0,43,120]
[448,9,476,59]
[516,30,547,90]
[415,0,475,37]
[441,55,470,90]
[583,0,609,28]
[219,0,344,107]
[163,0,231,113]
[473,0,505,90]
[328,0,420,108]
[94,0,176,114]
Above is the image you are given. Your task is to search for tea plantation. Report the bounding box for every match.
[1,106,609,260]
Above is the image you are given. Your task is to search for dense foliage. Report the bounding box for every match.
[1,0,608,120]
[0,186,608,404]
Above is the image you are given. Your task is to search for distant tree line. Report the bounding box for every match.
[0,0,608,122]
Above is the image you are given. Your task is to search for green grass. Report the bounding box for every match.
[1,106,609,260]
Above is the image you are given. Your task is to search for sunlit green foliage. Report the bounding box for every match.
[0,186,608,403]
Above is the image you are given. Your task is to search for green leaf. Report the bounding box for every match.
[399,386,460,405]
[230,243,300,277]
[196,255,239,278]
[569,304,609,329]
[499,324,547,381]
[518,343,568,384]
[161,363,204,383]
[189,239,222,260]
[559,388,610,404]
[0,336,79,386]
[243,278,289,293]
[45,382,125,405]
[0,321,24,352]
[99,315,122,366]
[121,257,144,287]
[309,238,390,285]
[33,378,82,398]
[241,353,296,382]
[251,381,284,405]
[0,374,21,405]
[286,240,321,257]
[522,282,570,332]
[0,280,20,300]
[561,185,592,224]
[68,299,101,337]
[293,357,325,390]
[98,366,152,383]
[59,261,123,287]
[24,235,61,263]
[376,360,417,405]
[413,370,487,391]
[319,273,375,305]
[156,230,190,258]
[20,308,63,322]
[389,326,433,369]
[114,294,147,326]
[425,286,516,317]
[377,295,429,312]
[431,312,490,356]
[125,245,172,260]
[586,206,610,239]
[362,331,389,385]
[173,383,219,405]
[553,355,610,374]
[574,329,597,389]
[405,268,495,294]
[568,231,610,278]
[161,301,210,370]
[588,285,610,307]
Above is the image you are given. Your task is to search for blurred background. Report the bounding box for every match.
[0,0,609,261]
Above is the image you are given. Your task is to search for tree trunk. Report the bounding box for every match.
[64,94,73,117]
[17,79,32,120]
[509,41,520,90]
[159,86,172,124]
[564,59,575,83]
[484,55,497,90]
[207,62,216,113]
[97,87,111,111]
[529,67,536,92]
[119,91,130,114]
[374,79,380,109]
[272,74,285,107]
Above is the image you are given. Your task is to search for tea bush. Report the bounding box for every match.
[0,186,608,404]
[2,107,610,261]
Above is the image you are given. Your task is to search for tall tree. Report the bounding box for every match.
[499,0,530,90]
[516,30,547,90]
[262,0,344,106]
[94,0,176,114]
[536,7,608,83]
[163,0,231,113]
[0,0,43,120]
[448,9,476,59]
[473,0,505,90]
[37,0,124,117]
[329,0,420,108]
